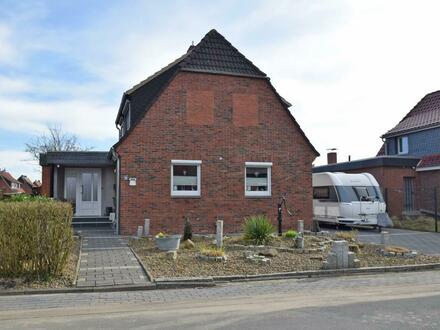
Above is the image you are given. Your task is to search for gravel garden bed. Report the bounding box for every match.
[0,236,80,291]
[129,233,440,279]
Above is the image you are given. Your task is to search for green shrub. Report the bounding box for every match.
[3,194,52,202]
[284,230,297,239]
[243,215,274,245]
[0,200,73,278]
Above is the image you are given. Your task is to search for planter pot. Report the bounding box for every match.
[155,235,181,251]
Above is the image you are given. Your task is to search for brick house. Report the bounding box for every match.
[40,29,318,235]
[0,170,25,197]
[314,90,440,217]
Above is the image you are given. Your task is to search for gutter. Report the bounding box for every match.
[110,147,121,235]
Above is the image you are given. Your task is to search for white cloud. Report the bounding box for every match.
[0,151,40,180]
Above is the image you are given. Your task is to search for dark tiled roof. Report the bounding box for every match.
[313,156,420,173]
[0,171,24,194]
[18,175,34,187]
[376,143,385,156]
[382,91,440,138]
[40,151,113,167]
[179,29,266,78]
[417,153,440,169]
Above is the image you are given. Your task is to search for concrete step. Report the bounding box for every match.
[72,217,113,229]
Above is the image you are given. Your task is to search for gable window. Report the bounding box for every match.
[245,162,272,197]
[397,136,408,154]
[171,160,201,197]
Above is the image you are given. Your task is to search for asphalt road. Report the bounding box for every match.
[2,271,440,329]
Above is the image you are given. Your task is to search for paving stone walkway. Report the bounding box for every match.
[76,229,149,287]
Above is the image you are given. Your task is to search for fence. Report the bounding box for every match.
[383,186,440,232]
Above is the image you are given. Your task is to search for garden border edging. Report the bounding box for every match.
[2,263,440,296]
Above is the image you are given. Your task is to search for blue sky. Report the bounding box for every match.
[1,0,440,180]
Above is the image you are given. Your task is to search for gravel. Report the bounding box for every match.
[130,235,440,279]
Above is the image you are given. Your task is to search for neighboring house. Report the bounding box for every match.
[314,91,440,217]
[18,175,39,195]
[0,170,25,196]
[40,29,319,235]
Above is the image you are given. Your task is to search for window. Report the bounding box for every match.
[171,160,201,197]
[397,136,408,154]
[245,162,272,197]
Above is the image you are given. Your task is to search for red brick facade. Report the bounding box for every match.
[41,165,52,197]
[116,71,317,236]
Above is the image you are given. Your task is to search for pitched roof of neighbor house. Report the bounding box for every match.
[382,90,440,138]
[114,29,318,155]
[0,170,25,194]
[40,151,113,167]
[18,175,34,187]
[417,153,440,170]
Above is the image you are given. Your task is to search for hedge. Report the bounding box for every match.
[0,200,73,277]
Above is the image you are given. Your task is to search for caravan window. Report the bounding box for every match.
[313,186,338,202]
[336,186,384,202]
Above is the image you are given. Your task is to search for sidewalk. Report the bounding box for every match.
[76,229,149,287]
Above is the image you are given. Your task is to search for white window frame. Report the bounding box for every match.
[171,160,202,197]
[397,136,409,154]
[245,162,272,197]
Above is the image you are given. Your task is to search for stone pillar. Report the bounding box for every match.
[331,240,349,268]
[137,226,143,238]
[144,219,150,236]
[216,220,223,248]
[297,220,304,234]
[381,231,390,247]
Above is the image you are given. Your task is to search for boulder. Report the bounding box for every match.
[259,248,278,257]
[181,239,196,249]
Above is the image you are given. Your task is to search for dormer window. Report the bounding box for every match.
[397,136,408,154]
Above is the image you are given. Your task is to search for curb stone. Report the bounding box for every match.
[2,263,440,296]
[130,247,155,282]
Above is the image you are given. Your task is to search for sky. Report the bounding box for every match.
[1,0,440,181]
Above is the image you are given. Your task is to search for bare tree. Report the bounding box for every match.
[25,125,92,161]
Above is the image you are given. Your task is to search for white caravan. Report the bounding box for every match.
[313,172,387,229]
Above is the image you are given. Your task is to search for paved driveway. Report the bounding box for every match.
[325,226,440,255]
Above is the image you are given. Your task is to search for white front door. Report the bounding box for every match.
[77,169,101,216]
[65,168,102,216]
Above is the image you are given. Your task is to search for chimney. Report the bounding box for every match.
[327,152,337,165]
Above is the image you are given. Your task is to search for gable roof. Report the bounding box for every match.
[113,29,318,156]
[18,175,34,188]
[0,170,20,184]
[115,29,270,127]
[0,170,24,194]
[382,90,440,138]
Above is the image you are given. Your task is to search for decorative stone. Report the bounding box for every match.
[166,250,177,261]
[349,244,360,253]
[295,235,304,249]
[181,239,195,249]
[197,254,227,262]
[322,240,359,269]
[259,248,278,257]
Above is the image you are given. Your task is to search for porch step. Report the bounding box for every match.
[72,217,113,229]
